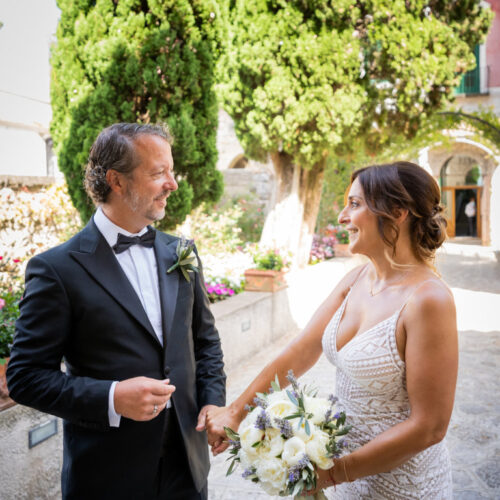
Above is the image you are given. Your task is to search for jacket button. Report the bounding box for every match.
[164,366,171,376]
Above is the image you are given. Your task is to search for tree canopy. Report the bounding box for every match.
[51,0,225,229]
[219,0,492,264]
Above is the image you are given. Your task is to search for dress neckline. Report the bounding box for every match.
[334,289,401,354]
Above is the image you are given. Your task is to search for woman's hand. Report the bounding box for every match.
[205,404,244,455]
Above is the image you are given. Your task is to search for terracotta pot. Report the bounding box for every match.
[334,243,352,257]
[244,269,288,292]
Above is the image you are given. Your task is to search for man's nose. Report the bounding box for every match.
[165,172,178,192]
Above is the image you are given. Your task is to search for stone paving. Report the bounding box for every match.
[208,244,500,499]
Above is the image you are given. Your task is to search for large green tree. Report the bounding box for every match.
[219,0,491,265]
[51,0,225,229]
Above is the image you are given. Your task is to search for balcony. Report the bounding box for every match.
[455,65,490,96]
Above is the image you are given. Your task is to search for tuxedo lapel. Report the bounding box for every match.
[69,220,160,346]
[154,234,179,344]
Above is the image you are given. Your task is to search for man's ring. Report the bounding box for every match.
[153,404,158,415]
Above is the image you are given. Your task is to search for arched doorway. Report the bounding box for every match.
[426,139,499,246]
[440,156,482,238]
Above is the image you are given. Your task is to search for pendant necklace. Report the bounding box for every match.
[370,271,410,297]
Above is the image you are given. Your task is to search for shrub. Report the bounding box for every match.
[0,288,23,360]
[309,235,336,264]
[51,0,225,229]
[174,202,244,255]
[0,183,81,295]
[252,247,289,272]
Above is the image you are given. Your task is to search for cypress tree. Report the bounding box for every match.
[51,0,224,229]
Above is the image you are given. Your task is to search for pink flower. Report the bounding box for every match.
[13,258,21,263]
[0,298,5,310]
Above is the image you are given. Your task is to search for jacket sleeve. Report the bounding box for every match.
[191,248,226,409]
[6,255,112,429]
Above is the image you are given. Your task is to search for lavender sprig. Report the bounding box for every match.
[255,409,272,430]
[274,417,294,439]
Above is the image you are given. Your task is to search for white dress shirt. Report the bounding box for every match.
[93,207,169,427]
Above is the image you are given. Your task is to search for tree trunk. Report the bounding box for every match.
[260,152,325,267]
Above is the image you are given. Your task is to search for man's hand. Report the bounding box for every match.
[196,404,223,449]
[114,377,175,421]
[204,405,244,456]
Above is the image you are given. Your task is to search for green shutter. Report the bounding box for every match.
[456,45,480,95]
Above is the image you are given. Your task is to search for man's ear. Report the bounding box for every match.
[106,169,124,195]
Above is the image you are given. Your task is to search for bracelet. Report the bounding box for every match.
[343,459,351,483]
[327,465,337,490]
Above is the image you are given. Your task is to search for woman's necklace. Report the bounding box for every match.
[370,271,410,296]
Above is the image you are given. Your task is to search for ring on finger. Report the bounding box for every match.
[153,404,158,415]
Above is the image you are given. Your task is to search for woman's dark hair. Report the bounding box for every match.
[84,122,173,204]
[351,161,447,263]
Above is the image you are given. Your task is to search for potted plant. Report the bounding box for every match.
[334,228,351,257]
[244,248,289,292]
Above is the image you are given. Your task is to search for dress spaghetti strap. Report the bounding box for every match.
[397,278,442,315]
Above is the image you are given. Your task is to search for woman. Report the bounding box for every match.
[206,161,458,499]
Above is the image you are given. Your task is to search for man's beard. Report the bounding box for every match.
[124,186,168,223]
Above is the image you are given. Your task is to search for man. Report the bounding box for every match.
[7,123,226,499]
[465,196,476,237]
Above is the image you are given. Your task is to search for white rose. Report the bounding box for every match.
[266,389,287,404]
[238,449,252,470]
[239,408,260,430]
[255,457,287,492]
[281,436,306,466]
[260,480,283,496]
[239,425,264,456]
[260,428,285,458]
[304,396,331,425]
[305,429,333,470]
[267,399,297,421]
[293,418,317,443]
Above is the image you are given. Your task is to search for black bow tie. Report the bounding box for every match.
[112,227,156,254]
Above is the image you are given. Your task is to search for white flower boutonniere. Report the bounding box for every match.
[167,237,199,282]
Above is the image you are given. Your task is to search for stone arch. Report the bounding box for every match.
[423,138,499,246]
[227,154,249,169]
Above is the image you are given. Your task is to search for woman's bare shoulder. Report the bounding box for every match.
[404,277,456,331]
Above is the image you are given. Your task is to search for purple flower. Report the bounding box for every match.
[253,396,268,409]
[274,417,293,439]
[287,454,311,484]
[255,409,272,430]
[242,467,256,479]
[286,370,300,393]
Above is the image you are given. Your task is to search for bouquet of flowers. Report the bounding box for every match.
[225,370,350,498]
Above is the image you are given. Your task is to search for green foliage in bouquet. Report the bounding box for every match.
[51,0,225,230]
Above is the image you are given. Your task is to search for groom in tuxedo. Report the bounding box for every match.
[7,123,226,499]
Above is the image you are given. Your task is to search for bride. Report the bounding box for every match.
[206,161,457,499]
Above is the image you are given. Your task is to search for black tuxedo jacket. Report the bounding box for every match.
[7,219,226,499]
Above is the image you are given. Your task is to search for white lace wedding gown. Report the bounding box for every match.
[321,287,453,499]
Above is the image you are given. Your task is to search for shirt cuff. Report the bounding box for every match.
[108,381,121,428]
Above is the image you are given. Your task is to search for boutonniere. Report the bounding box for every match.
[167,237,199,282]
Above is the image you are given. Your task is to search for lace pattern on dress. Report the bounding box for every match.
[321,287,453,499]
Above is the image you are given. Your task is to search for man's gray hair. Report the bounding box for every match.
[84,122,173,204]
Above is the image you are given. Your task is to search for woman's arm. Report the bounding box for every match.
[205,265,365,453]
[323,281,458,485]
